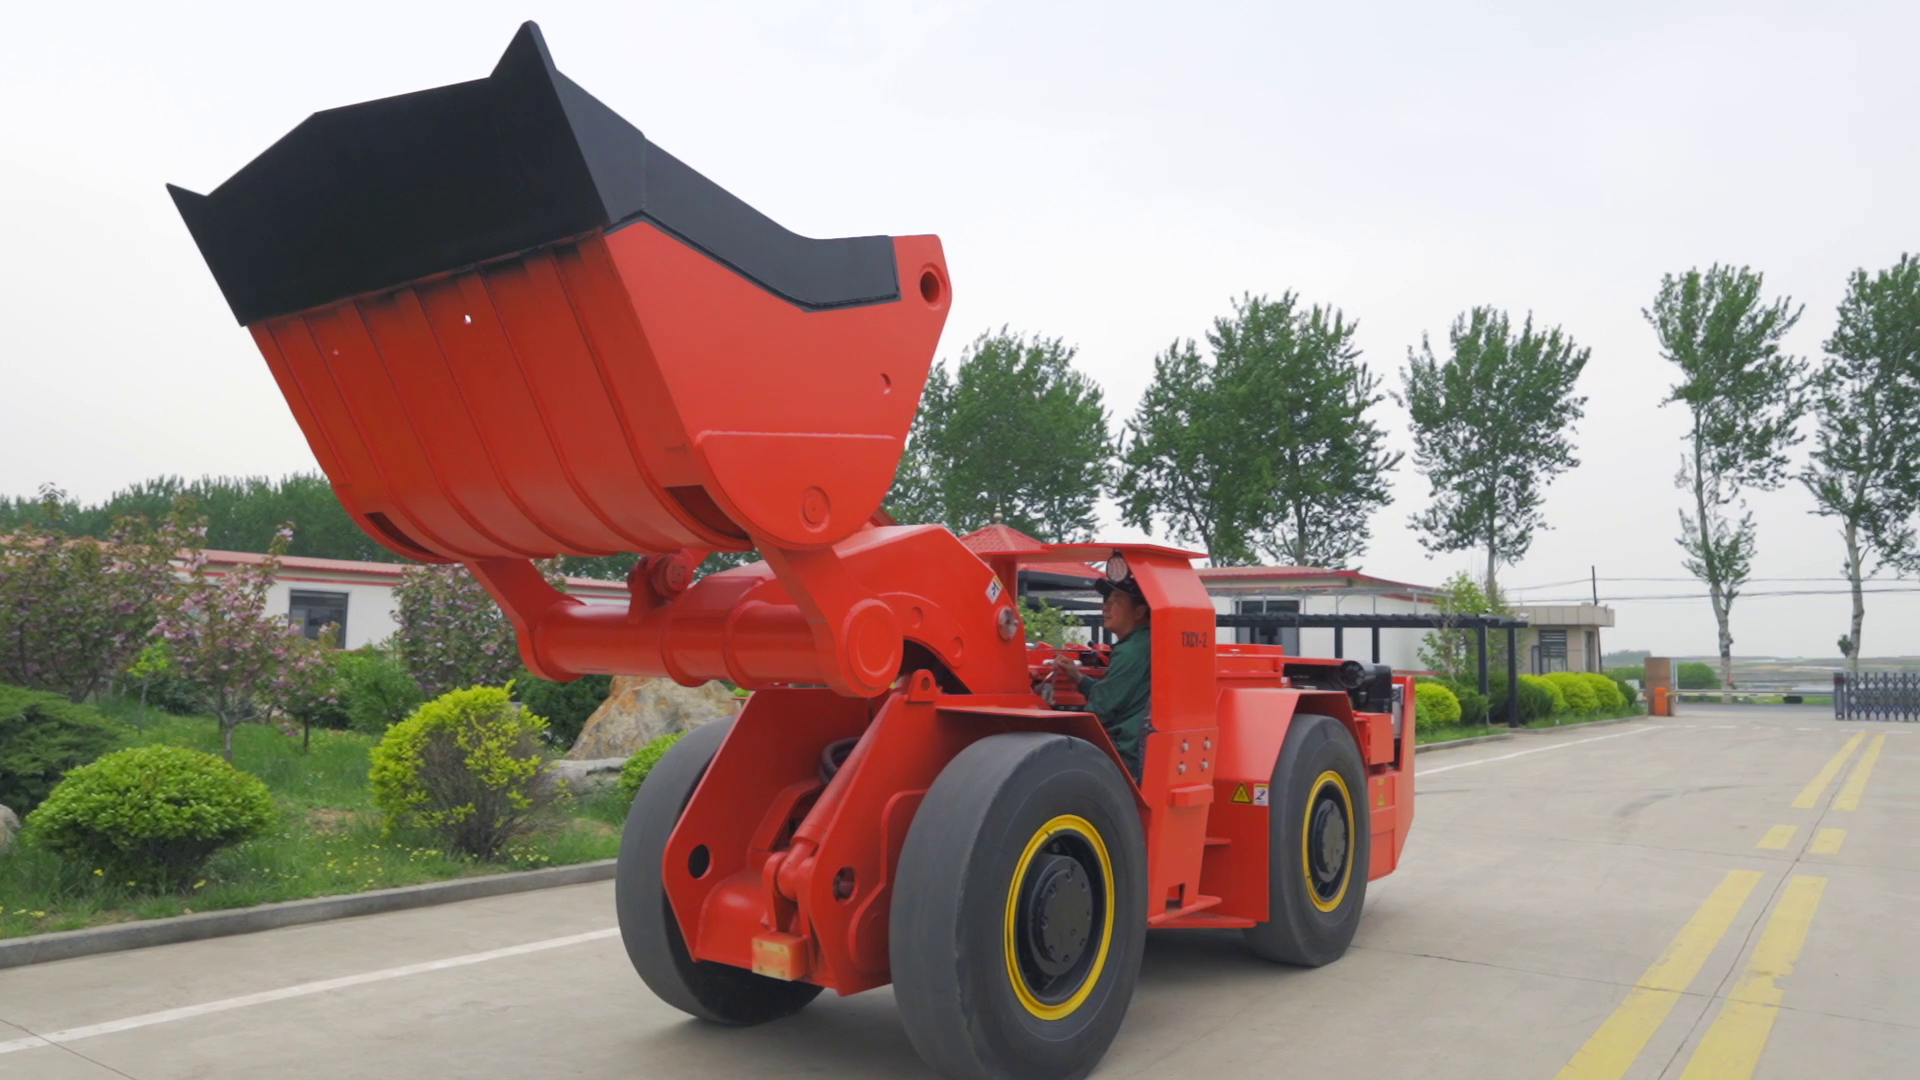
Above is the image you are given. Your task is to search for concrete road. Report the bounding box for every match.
[2,707,1915,1080]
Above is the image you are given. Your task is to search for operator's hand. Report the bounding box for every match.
[1051,653,1083,682]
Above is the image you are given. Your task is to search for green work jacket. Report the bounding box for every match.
[1078,628,1151,780]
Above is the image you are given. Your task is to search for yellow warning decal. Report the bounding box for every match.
[1231,784,1252,804]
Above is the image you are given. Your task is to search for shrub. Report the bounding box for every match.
[618,731,687,801]
[1490,676,1557,723]
[24,744,276,891]
[1414,681,1461,728]
[1525,674,1569,714]
[0,685,124,812]
[1543,673,1599,714]
[1452,684,1490,725]
[369,685,555,859]
[1611,674,1638,707]
[1578,672,1626,711]
[514,673,612,750]
[338,649,426,735]
[1678,662,1720,690]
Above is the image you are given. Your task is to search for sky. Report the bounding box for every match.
[3,1,1917,660]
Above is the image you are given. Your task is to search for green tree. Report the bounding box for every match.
[1117,294,1396,567]
[1398,307,1590,593]
[1646,265,1806,689]
[884,329,1111,541]
[0,474,394,563]
[1113,338,1265,564]
[1416,570,1510,682]
[1227,294,1399,568]
[1801,254,1920,675]
[1019,596,1081,645]
[0,486,194,702]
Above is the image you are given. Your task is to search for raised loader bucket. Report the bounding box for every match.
[169,21,950,568]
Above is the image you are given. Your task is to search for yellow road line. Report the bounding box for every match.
[1833,734,1886,811]
[1677,875,1827,1080]
[1809,828,1846,855]
[1791,733,1863,808]
[1552,870,1763,1080]
[1754,825,1796,850]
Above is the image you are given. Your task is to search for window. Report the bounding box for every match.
[289,590,349,644]
[1532,629,1567,674]
[1236,599,1300,654]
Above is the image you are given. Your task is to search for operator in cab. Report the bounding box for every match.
[1051,560,1151,782]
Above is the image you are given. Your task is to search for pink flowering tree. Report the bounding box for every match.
[393,561,566,699]
[157,525,333,762]
[0,485,193,702]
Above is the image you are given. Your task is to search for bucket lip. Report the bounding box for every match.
[168,21,901,326]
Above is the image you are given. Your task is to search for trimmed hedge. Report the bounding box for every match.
[0,684,124,813]
[1543,673,1599,714]
[24,744,276,891]
[1578,672,1626,711]
[1414,681,1462,727]
[1490,676,1558,723]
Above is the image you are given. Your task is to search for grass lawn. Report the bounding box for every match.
[0,703,629,940]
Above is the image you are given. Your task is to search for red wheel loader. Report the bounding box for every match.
[169,23,1416,1080]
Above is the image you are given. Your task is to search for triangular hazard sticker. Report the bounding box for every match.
[1231,783,1252,804]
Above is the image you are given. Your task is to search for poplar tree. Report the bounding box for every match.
[1398,307,1590,593]
[1645,264,1805,689]
[1802,254,1920,674]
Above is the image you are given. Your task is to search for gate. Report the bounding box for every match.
[1834,672,1920,721]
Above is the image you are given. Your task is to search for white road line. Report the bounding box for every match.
[1421,727,1661,777]
[0,927,620,1055]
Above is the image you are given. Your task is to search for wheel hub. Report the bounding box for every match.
[1310,797,1349,888]
[1024,854,1094,975]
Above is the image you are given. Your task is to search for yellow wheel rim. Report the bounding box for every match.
[1003,814,1115,1020]
[1301,770,1354,913]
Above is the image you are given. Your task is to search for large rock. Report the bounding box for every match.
[0,803,19,851]
[540,757,629,797]
[565,676,740,760]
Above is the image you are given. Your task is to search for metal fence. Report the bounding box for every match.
[1834,672,1920,721]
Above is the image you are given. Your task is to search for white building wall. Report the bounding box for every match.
[264,579,400,650]
[258,572,628,650]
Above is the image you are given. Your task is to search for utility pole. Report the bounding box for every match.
[1591,565,1598,606]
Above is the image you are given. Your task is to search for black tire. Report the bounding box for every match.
[891,734,1147,1080]
[1245,712,1370,967]
[615,719,823,1024]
